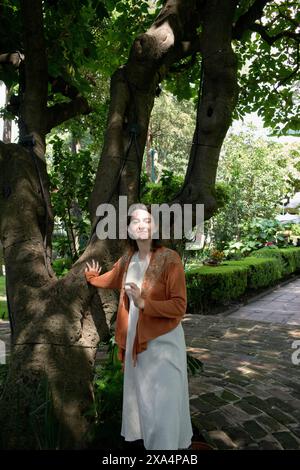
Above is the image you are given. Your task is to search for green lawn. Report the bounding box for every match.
[0,276,8,320]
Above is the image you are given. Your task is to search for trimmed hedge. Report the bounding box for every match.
[186,265,248,314]
[224,257,282,289]
[252,247,300,276]
[186,247,300,314]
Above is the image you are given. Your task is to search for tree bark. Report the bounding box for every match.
[171,0,239,224]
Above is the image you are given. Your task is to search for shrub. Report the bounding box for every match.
[186,265,248,313]
[225,256,282,289]
[186,248,300,314]
[252,247,300,276]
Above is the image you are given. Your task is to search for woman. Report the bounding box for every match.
[85,203,193,450]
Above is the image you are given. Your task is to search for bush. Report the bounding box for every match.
[186,247,300,314]
[252,247,300,276]
[186,265,248,313]
[225,257,282,289]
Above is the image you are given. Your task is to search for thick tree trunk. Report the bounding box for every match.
[171,0,239,222]
[0,142,110,448]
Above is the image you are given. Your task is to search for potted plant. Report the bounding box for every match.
[203,249,224,266]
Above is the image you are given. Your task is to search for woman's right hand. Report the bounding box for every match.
[85,259,102,275]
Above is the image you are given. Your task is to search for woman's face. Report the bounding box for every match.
[128,208,157,241]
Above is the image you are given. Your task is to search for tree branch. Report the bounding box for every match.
[276,42,300,89]
[249,23,300,45]
[233,0,272,39]
[49,75,82,100]
[46,96,91,132]
[20,0,48,157]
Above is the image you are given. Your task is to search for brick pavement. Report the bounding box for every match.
[184,277,300,449]
[1,277,300,449]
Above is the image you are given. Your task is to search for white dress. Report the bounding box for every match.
[121,251,193,450]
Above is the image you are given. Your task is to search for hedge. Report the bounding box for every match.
[186,247,300,314]
[252,247,300,276]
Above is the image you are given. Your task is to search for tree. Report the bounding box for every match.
[0,0,299,448]
[207,129,300,249]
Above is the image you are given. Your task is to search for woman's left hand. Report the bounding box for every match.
[125,282,145,309]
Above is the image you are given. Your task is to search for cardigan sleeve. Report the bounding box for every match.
[142,258,187,319]
[85,257,124,290]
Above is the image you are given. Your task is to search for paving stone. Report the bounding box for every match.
[265,397,296,414]
[190,397,216,414]
[244,396,270,410]
[242,420,268,439]
[265,407,298,425]
[272,432,300,449]
[199,392,228,408]
[243,442,260,450]
[245,384,273,399]
[191,413,218,432]
[256,414,285,432]
[204,410,233,429]
[257,438,283,450]
[204,430,237,449]
[289,426,300,439]
[221,404,251,423]
[220,389,240,402]
[222,425,254,447]
[236,399,262,416]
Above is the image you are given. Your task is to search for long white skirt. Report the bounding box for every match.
[121,254,193,450]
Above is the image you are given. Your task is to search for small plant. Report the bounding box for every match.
[203,248,225,266]
[210,249,225,262]
[86,336,124,449]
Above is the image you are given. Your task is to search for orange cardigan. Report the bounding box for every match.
[84,246,187,367]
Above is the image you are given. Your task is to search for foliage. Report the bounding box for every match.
[165,2,300,133]
[49,135,94,259]
[186,247,300,314]
[235,1,300,134]
[252,246,300,276]
[86,336,124,449]
[227,256,282,289]
[1,1,298,136]
[209,249,225,262]
[223,217,289,258]
[145,91,196,177]
[291,224,300,236]
[141,169,184,204]
[208,130,300,251]
[186,264,248,314]
[51,257,73,278]
[0,277,8,320]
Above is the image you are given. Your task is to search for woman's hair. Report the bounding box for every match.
[125,203,164,253]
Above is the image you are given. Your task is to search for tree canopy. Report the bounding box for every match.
[1,0,299,137]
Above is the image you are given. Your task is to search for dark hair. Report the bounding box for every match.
[125,203,164,253]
